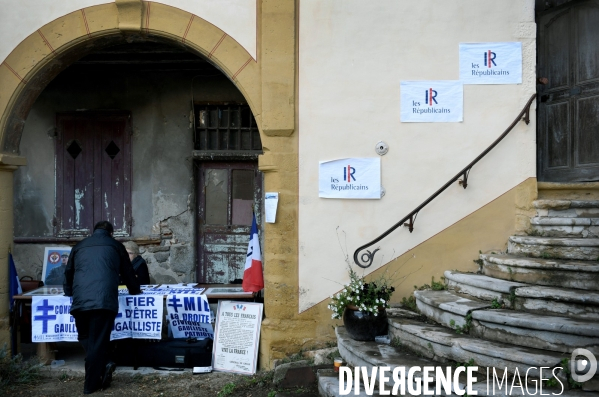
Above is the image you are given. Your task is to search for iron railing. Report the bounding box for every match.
[353,93,537,268]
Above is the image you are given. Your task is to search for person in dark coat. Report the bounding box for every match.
[122,241,151,285]
[64,221,141,394]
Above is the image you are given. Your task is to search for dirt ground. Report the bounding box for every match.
[6,369,320,397]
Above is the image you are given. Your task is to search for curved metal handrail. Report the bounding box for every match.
[353,93,537,268]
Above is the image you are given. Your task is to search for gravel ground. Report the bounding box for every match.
[6,343,321,397]
[5,369,319,397]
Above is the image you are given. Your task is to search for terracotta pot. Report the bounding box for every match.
[342,306,388,341]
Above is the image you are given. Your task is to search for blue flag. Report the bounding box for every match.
[8,253,22,312]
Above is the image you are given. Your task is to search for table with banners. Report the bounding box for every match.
[14,284,259,370]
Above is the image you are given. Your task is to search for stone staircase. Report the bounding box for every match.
[319,200,599,396]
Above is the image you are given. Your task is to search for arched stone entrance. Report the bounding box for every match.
[0,1,314,369]
[0,2,261,154]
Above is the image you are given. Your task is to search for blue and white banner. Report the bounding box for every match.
[319,157,381,199]
[31,296,78,342]
[111,295,163,340]
[401,81,463,122]
[459,42,522,84]
[166,294,213,339]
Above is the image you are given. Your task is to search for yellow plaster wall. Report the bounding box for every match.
[0,0,272,356]
[0,166,16,347]
[256,178,538,369]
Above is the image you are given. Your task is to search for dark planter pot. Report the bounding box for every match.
[342,306,388,341]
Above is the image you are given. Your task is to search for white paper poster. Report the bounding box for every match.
[212,301,263,375]
[31,296,78,342]
[319,157,381,199]
[166,294,213,339]
[32,294,164,342]
[400,81,463,122]
[264,192,279,223]
[459,42,522,84]
[111,295,163,340]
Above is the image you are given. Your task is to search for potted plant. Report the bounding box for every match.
[328,267,395,341]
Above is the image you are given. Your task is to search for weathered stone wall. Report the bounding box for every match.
[13,66,245,283]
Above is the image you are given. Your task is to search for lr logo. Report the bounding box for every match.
[571,348,597,383]
[484,50,497,67]
[343,165,356,182]
[425,88,438,105]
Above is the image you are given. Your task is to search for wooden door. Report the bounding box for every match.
[196,162,262,283]
[538,0,599,182]
[56,112,132,236]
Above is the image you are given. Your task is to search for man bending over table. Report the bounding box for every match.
[64,221,141,394]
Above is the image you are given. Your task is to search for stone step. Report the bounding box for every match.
[530,217,599,238]
[414,289,599,354]
[470,309,599,355]
[480,254,599,291]
[508,236,599,261]
[317,368,382,397]
[534,200,599,219]
[414,289,491,328]
[387,316,568,379]
[444,270,525,308]
[337,324,595,396]
[514,285,599,320]
[335,326,436,394]
[445,270,599,320]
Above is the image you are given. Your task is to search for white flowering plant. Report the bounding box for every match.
[328,267,395,320]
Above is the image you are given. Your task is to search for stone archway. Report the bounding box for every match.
[0,1,306,368]
[0,0,264,348]
[0,1,262,155]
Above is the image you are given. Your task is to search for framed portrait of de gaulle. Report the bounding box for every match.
[42,247,72,286]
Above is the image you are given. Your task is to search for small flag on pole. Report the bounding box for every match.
[242,214,264,293]
[8,252,22,311]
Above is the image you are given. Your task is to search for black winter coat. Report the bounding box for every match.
[64,229,141,314]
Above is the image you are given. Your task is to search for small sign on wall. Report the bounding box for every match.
[459,42,522,84]
[400,81,463,122]
[319,157,381,199]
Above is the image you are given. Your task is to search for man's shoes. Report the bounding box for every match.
[101,361,116,389]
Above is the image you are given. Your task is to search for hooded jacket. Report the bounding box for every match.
[64,229,141,313]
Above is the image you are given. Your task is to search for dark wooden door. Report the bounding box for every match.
[196,162,262,283]
[538,0,599,182]
[56,112,132,236]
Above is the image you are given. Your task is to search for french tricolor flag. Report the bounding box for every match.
[242,214,264,292]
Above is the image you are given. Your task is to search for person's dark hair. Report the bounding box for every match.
[94,221,114,235]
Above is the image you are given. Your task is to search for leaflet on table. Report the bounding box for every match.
[111,295,164,340]
[118,286,205,295]
[166,293,214,339]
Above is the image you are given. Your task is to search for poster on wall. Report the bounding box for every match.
[319,157,381,199]
[212,301,263,375]
[459,42,522,84]
[42,247,72,286]
[400,81,463,122]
